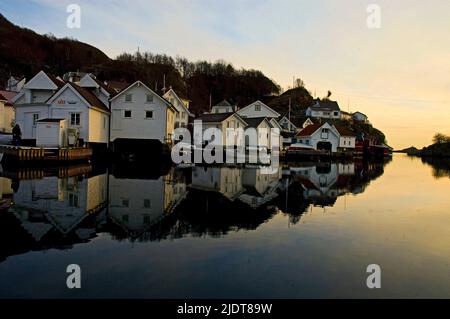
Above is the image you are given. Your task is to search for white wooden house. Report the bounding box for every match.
[46,82,110,146]
[109,81,178,147]
[305,99,341,119]
[243,117,273,151]
[163,88,194,129]
[237,100,280,119]
[295,122,340,152]
[335,125,356,151]
[211,100,238,114]
[195,112,248,148]
[278,115,297,132]
[13,71,65,143]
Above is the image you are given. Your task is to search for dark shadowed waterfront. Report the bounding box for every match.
[0,154,450,298]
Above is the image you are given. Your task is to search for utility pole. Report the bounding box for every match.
[288,97,292,131]
[162,74,166,94]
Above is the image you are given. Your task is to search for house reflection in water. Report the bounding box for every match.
[239,166,282,209]
[0,158,391,262]
[190,166,244,200]
[290,163,355,207]
[108,167,188,239]
[11,167,108,241]
[279,160,390,224]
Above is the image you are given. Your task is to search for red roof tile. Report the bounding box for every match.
[296,123,323,137]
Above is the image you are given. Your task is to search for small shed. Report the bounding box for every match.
[36,118,68,148]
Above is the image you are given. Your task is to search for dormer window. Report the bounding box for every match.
[125,94,132,102]
[146,94,154,103]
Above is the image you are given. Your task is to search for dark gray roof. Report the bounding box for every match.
[244,117,268,128]
[196,112,235,123]
[310,100,341,111]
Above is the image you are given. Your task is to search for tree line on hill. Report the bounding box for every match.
[0,13,389,144]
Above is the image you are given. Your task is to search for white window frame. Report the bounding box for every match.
[125,93,133,102]
[70,113,81,126]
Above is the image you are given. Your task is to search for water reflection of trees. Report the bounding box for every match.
[421,157,450,179]
[0,159,391,261]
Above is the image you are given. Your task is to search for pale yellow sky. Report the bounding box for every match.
[2,0,449,148]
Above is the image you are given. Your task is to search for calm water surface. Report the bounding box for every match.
[0,154,450,298]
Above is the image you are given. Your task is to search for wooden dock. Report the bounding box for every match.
[0,145,92,163]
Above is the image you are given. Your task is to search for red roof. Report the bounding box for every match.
[334,125,355,137]
[296,123,323,137]
[0,90,18,102]
[68,82,110,113]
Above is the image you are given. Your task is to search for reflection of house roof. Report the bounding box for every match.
[295,176,319,190]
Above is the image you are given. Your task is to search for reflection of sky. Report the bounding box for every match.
[0,155,450,297]
[1,1,450,148]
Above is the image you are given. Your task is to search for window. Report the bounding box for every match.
[306,139,310,145]
[122,199,129,207]
[144,199,151,208]
[122,215,129,223]
[33,114,39,126]
[143,215,151,225]
[146,94,154,103]
[125,94,132,102]
[124,110,132,118]
[334,112,339,116]
[103,116,106,129]
[181,112,185,119]
[255,104,261,111]
[145,111,153,119]
[70,113,81,126]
